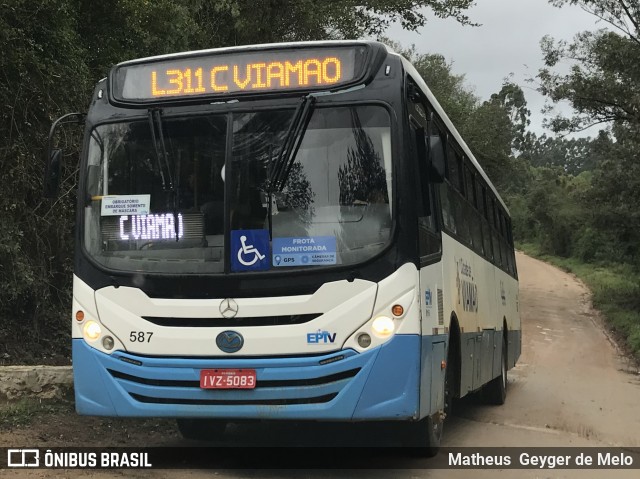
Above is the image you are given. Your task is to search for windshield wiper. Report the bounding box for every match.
[269,94,316,192]
[264,95,315,240]
[148,109,174,192]
[148,109,180,240]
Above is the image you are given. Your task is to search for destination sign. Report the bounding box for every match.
[112,46,365,102]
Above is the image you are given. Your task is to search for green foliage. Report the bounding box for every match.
[0,1,90,358]
[188,1,476,47]
[489,80,531,151]
[78,0,196,77]
[527,1,640,268]
[540,1,640,132]
[462,92,515,189]
[521,134,596,174]
[588,124,640,265]
[515,167,582,256]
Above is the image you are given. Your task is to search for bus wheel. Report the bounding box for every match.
[406,412,444,457]
[177,418,227,441]
[483,336,507,405]
[444,337,458,416]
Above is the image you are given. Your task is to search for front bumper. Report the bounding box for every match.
[73,334,421,420]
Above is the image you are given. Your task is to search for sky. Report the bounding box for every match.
[384,0,603,137]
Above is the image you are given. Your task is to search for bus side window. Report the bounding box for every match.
[449,148,470,246]
[406,77,442,259]
[440,140,457,236]
[439,182,455,234]
[464,164,483,254]
[499,210,513,273]
[490,197,502,267]
[446,145,462,192]
[465,165,476,208]
[479,184,493,260]
[411,119,441,258]
[507,217,518,277]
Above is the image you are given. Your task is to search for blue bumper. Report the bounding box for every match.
[73,335,425,421]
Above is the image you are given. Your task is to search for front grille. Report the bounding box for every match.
[129,392,338,406]
[108,368,360,388]
[105,349,366,412]
[141,313,320,327]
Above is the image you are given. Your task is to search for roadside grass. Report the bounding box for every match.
[0,398,73,430]
[517,242,640,361]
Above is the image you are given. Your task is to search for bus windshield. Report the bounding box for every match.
[84,105,393,274]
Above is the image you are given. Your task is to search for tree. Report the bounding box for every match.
[0,0,91,359]
[77,0,197,78]
[536,0,640,267]
[189,0,476,48]
[521,134,596,174]
[490,81,531,152]
[462,82,531,193]
[588,124,640,263]
[539,1,640,132]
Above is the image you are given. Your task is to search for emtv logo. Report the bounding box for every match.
[307,330,336,344]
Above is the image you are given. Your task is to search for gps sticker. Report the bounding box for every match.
[272,236,337,267]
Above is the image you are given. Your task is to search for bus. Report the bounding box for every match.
[45,41,520,453]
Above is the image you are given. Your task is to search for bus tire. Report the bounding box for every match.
[445,331,459,416]
[177,418,227,441]
[483,335,507,405]
[406,413,443,457]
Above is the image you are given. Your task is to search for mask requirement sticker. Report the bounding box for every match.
[101,195,151,216]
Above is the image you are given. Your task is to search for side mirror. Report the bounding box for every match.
[427,134,446,183]
[44,112,85,198]
[44,149,62,198]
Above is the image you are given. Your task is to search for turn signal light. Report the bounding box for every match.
[391,304,404,317]
[75,310,84,322]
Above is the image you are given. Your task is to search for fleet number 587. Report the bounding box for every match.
[129,331,153,342]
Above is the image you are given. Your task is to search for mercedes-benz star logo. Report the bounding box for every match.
[219,298,239,319]
[216,331,244,353]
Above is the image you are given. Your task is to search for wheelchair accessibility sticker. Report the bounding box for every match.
[231,230,270,272]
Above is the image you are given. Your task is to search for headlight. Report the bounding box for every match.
[83,320,102,341]
[371,316,395,337]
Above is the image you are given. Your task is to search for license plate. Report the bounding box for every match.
[200,369,257,389]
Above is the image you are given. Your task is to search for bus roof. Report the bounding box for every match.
[113,40,372,67]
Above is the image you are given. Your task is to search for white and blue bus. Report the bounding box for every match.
[46,41,520,453]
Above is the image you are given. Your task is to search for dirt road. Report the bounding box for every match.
[1,252,639,477]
